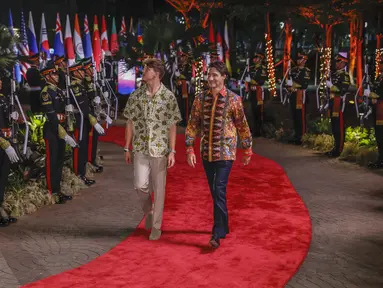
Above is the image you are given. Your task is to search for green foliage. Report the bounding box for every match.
[307,117,331,135]
[0,25,18,69]
[344,126,376,148]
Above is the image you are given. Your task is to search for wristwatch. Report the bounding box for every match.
[169,149,176,154]
[124,147,131,152]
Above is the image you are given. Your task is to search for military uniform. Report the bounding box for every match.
[26,54,43,114]
[289,55,311,144]
[0,75,17,226]
[248,53,267,136]
[327,54,350,157]
[82,58,104,172]
[40,62,74,203]
[175,53,192,127]
[367,72,383,167]
[68,62,95,185]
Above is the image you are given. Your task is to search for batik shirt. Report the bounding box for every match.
[185,87,252,162]
[123,83,181,158]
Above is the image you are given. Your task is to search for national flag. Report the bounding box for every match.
[40,13,50,59]
[83,14,93,58]
[64,14,75,65]
[208,20,216,63]
[101,15,110,54]
[8,9,21,83]
[120,16,126,35]
[53,13,64,57]
[92,15,102,71]
[224,20,232,76]
[27,11,38,55]
[110,17,119,55]
[137,21,143,44]
[216,28,224,62]
[18,11,31,78]
[73,14,84,60]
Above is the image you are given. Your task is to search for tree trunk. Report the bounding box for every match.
[356,12,364,96]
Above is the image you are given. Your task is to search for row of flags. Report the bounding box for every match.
[7,10,139,83]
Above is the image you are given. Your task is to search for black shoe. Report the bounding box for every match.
[55,193,72,204]
[326,150,340,157]
[0,217,9,227]
[7,217,17,224]
[92,164,103,173]
[80,175,96,186]
[368,160,383,169]
[209,236,220,249]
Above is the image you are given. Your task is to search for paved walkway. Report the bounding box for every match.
[0,137,382,287]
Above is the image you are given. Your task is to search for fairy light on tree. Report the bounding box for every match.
[265,34,277,97]
[194,57,204,95]
[319,47,332,97]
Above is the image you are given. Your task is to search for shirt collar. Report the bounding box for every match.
[144,83,164,97]
[208,86,227,97]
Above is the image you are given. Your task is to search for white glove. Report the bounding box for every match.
[103,91,109,98]
[93,96,101,105]
[94,123,105,135]
[245,75,251,83]
[363,88,370,97]
[105,115,113,125]
[10,111,19,121]
[5,146,19,163]
[65,104,74,112]
[286,79,293,87]
[64,134,77,148]
[326,80,333,88]
[175,70,180,77]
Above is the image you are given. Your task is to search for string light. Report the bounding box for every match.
[194,57,204,95]
[319,47,332,99]
[375,48,383,80]
[265,34,277,97]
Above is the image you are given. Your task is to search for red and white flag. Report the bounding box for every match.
[101,15,109,55]
[92,15,102,71]
[120,16,126,35]
[64,14,75,65]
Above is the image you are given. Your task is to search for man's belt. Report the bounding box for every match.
[29,86,41,92]
[1,128,12,138]
[57,113,66,123]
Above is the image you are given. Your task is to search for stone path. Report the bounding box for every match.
[0,136,382,287]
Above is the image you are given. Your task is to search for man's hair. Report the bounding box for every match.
[208,61,228,76]
[143,58,165,79]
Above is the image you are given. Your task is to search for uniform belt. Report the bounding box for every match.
[1,128,12,138]
[29,86,41,91]
[57,113,66,123]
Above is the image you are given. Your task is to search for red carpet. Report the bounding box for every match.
[23,126,312,288]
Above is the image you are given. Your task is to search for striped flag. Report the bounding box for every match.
[110,16,119,55]
[53,13,64,57]
[73,14,84,60]
[224,21,232,76]
[18,11,31,78]
[40,13,50,59]
[83,15,93,58]
[216,28,224,62]
[27,11,38,55]
[64,14,75,65]
[8,9,21,83]
[120,16,126,35]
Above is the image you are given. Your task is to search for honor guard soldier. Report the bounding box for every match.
[286,52,311,144]
[0,70,18,226]
[54,55,67,91]
[364,57,383,168]
[40,61,77,204]
[247,51,267,137]
[82,58,105,172]
[26,53,43,114]
[68,61,98,185]
[326,52,350,157]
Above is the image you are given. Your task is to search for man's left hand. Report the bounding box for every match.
[167,152,175,168]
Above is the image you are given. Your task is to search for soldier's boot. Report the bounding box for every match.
[368,159,383,169]
[79,175,96,186]
[92,163,103,173]
[0,205,17,225]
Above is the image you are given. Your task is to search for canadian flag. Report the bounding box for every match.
[101,15,109,55]
[64,14,75,65]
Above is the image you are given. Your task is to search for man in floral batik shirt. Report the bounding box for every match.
[186,61,253,249]
[124,58,181,241]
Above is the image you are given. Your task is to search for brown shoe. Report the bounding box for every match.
[209,237,220,249]
[149,228,162,240]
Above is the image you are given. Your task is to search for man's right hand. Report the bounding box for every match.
[125,151,132,164]
[187,153,196,168]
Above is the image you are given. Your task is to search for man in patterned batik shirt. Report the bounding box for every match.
[124,58,181,241]
[186,61,253,249]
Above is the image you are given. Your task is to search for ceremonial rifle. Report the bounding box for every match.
[280,59,292,105]
[354,61,372,127]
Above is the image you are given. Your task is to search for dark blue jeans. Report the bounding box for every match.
[202,160,234,239]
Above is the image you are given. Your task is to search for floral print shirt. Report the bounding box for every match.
[124,83,181,157]
[185,87,252,162]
